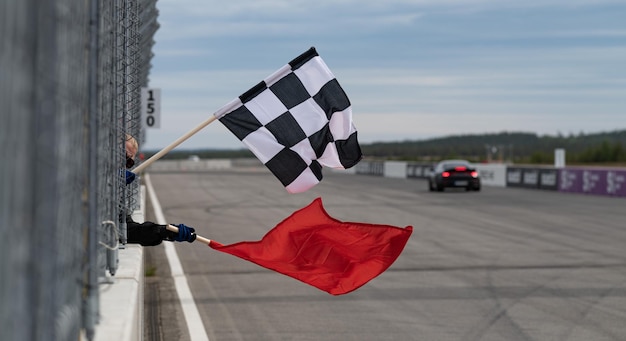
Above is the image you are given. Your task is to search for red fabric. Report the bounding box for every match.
[209,198,413,295]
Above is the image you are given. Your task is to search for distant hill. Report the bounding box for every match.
[362,130,626,164]
[144,130,626,165]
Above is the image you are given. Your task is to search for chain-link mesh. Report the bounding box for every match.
[0,0,158,340]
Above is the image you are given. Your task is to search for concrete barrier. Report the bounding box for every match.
[146,159,233,172]
[95,185,146,341]
[355,160,384,176]
[406,162,434,179]
[94,245,143,341]
[384,161,408,178]
[475,164,507,187]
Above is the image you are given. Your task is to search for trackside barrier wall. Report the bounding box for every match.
[147,159,233,172]
[355,160,385,176]
[406,162,435,179]
[384,161,408,178]
[474,164,507,187]
[354,160,625,197]
[94,186,146,341]
[144,160,626,198]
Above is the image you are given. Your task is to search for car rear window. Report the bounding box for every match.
[442,162,470,169]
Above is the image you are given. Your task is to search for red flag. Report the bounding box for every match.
[209,198,413,295]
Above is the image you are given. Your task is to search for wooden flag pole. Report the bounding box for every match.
[131,115,218,174]
[166,224,212,245]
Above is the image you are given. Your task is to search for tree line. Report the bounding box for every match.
[144,129,626,165]
[362,130,626,164]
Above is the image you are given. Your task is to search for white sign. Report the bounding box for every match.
[554,148,565,168]
[141,87,161,129]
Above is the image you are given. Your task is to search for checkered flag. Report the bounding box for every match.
[215,47,362,193]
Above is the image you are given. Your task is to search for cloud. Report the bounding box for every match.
[142,0,626,150]
[156,48,216,57]
[155,6,423,42]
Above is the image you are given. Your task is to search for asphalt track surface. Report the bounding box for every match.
[143,168,626,341]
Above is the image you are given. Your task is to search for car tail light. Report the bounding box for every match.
[442,171,450,177]
[471,171,478,178]
[454,166,467,171]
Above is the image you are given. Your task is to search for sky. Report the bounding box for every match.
[143,0,626,151]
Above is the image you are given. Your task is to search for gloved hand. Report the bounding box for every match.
[173,223,196,243]
[125,170,136,185]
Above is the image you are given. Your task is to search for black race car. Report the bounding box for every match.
[428,159,481,192]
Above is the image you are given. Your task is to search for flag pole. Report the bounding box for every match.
[166,224,212,245]
[131,114,218,174]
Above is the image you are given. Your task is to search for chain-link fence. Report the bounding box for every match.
[0,0,158,340]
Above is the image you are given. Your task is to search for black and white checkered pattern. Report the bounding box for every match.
[215,47,362,193]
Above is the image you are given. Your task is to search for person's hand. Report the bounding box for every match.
[173,223,196,243]
[125,170,136,185]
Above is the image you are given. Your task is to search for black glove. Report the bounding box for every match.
[127,219,166,246]
[172,223,196,243]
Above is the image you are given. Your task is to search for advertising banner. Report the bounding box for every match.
[507,167,540,188]
[522,169,539,188]
[538,169,559,190]
[559,168,626,197]
[507,167,559,190]
[506,167,523,187]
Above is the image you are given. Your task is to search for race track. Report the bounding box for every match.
[144,169,626,341]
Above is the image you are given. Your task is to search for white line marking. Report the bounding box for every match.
[145,174,210,341]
